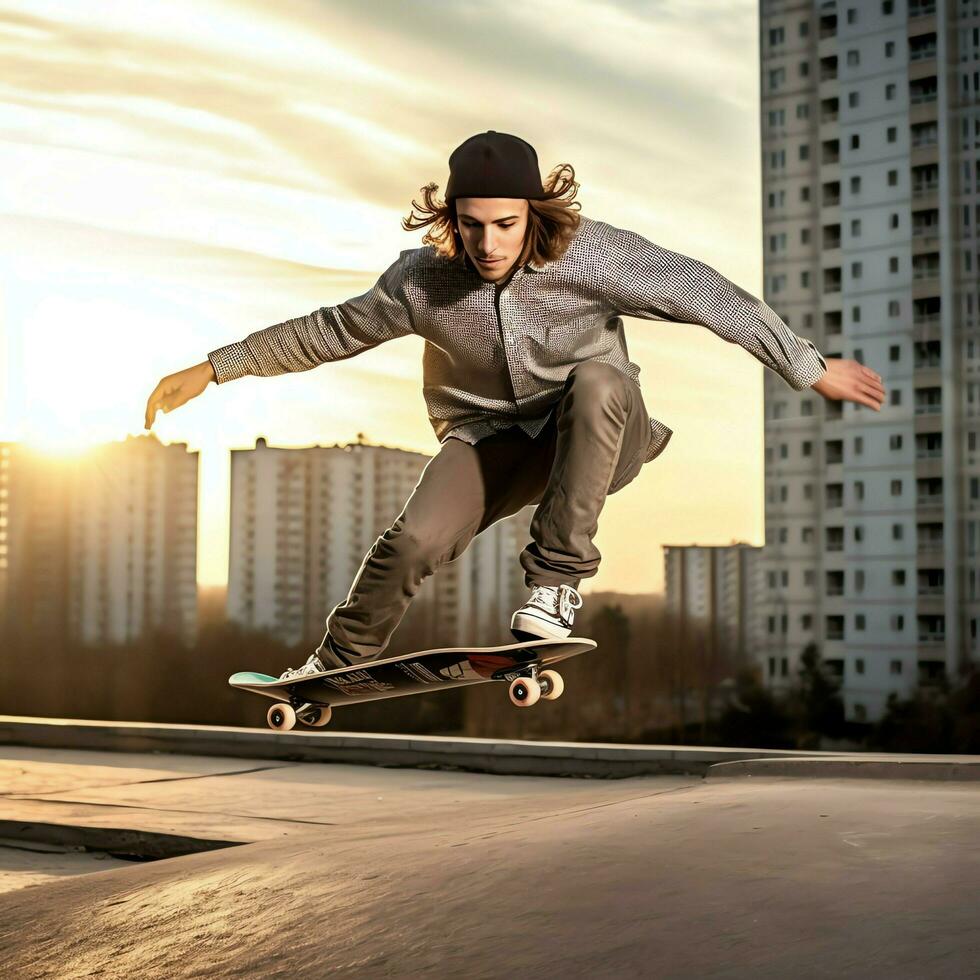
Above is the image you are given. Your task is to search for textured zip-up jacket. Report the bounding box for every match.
[207,215,828,464]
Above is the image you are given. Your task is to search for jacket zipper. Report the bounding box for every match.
[493,281,520,412]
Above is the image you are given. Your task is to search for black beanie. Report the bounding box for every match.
[445,131,545,202]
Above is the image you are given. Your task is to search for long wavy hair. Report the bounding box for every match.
[401,163,582,268]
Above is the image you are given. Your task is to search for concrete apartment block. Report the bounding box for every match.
[759,0,980,720]
[0,435,198,650]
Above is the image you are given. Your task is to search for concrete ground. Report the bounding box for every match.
[0,744,977,978]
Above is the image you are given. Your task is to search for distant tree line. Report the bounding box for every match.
[1,595,977,752]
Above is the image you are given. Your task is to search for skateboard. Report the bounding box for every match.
[229,636,598,731]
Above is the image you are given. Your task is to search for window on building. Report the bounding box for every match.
[850,175,862,194]
[885,40,895,57]
[891,212,899,229]
[886,82,896,100]
[889,300,900,316]
[855,480,864,500]
[769,26,785,46]
[851,218,862,236]
[848,91,860,108]
[888,169,898,186]
[887,125,897,142]
[855,656,865,672]
[847,49,860,66]
[851,133,860,150]
[847,8,858,23]
[890,659,903,675]
[893,569,906,586]
[892,523,904,540]
[892,478,902,495]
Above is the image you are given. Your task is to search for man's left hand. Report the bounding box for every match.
[811,358,885,412]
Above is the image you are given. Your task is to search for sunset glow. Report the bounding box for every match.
[1,0,770,592]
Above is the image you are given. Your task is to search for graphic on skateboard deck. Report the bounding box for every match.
[229,636,598,731]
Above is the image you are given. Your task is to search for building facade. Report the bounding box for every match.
[0,435,199,651]
[759,0,980,720]
[664,543,759,671]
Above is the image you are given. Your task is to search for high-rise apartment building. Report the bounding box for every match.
[0,443,72,651]
[664,543,759,670]
[0,435,199,651]
[227,437,533,650]
[759,0,980,720]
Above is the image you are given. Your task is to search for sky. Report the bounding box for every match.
[0,0,777,595]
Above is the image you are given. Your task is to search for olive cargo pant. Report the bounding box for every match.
[322,360,659,662]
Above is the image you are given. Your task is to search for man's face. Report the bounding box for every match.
[454,197,529,283]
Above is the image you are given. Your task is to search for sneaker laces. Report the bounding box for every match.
[529,584,583,624]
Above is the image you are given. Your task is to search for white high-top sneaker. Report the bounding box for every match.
[510,583,583,640]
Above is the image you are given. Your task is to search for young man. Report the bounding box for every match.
[145,131,885,680]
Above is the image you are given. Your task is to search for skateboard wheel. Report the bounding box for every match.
[304,706,332,727]
[509,676,541,707]
[539,669,564,700]
[267,702,297,731]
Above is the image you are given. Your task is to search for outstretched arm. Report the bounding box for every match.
[600,225,829,391]
[207,251,416,384]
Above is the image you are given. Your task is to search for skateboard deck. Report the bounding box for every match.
[229,636,598,730]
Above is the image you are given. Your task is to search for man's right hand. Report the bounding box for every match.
[145,360,216,430]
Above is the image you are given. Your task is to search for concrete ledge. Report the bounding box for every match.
[3,717,978,780]
[0,715,840,779]
[707,757,980,782]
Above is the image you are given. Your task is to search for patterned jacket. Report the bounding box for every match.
[208,215,828,463]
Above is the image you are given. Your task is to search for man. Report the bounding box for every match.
[144,131,885,679]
